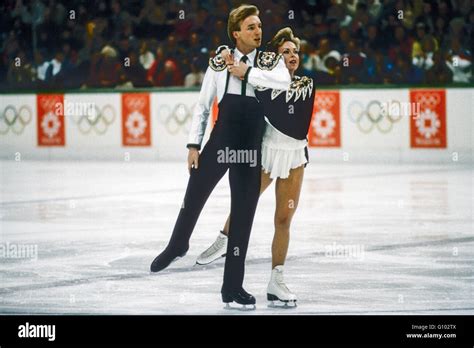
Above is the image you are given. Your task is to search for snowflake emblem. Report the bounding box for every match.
[126,111,147,138]
[41,111,60,138]
[313,110,335,139]
[416,109,440,139]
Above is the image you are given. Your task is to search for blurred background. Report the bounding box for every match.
[0,0,472,91]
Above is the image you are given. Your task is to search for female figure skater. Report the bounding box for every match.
[196,28,315,307]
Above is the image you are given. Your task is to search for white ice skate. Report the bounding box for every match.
[195,231,227,265]
[267,266,297,308]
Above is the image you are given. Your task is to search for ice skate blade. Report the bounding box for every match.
[267,294,297,308]
[267,300,297,308]
[223,303,256,311]
[195,254,226,266]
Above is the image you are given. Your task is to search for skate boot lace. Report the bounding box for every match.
[202,234,226,258]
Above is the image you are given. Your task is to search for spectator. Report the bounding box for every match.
[433,16,448,47]
[138,40,155,70]
[88,45,123,88]
[365,51,393,84]
[1,0,471,89]
[122,51,151,88]
[412,35,438,70]
[300,40,316,78]
[327,0,347,23]
[388,26,413,62]
[366,0,382,21]
[349,1,371,39]
[184,58,204,87]
[392,55,424,84]
[147,45,182,87]
[313,13,329,40]
[364,24,385,54]
[334,26,351,53]
[449,17,469,47]
[135,0,170,40]
[44,51,65,87]
[307,38,342,75]
[445,39,472,83]
[315,54,342,85]
[341,39,367,83]
[416,1,436,33]
[411,22,428,60]
[425,51,453,84]
[394,0,416,31]
[6,50,34,89]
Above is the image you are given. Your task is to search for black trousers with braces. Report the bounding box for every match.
[166,93,264,291]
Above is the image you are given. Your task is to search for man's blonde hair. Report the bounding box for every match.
[227,4,259,44]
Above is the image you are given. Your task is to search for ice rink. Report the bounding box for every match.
[0,160,473,315]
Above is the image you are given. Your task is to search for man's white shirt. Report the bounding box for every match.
[187,48,291,148]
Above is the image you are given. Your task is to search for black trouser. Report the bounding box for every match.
[167,93,264,291]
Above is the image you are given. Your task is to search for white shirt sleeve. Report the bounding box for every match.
[247,56,291,91]
[187,66,217,149]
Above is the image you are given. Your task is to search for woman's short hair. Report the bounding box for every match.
[268,27,301,52]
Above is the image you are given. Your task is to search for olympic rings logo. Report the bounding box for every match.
[347,100,402,133]
[0,105,33,135]
[157,103,194,135]
[414,93,441,109]
[72,104,116,135]
[39,96,62,111]
[315,95,337,110]
[124,96,147,111]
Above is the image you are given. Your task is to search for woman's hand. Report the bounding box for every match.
[220,49,234,66]
[187,148,199,174]
[228,62,249,80]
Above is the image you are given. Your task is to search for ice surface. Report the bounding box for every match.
[0,161,472,314]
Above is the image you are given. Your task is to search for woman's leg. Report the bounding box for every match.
[272,165,304,268]
[221,169,273,235]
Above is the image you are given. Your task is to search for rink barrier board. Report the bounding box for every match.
[0,87,472,163]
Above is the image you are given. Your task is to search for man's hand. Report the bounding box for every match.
[187,148,199,174]
[228,62,249,80]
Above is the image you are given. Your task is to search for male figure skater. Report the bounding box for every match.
[150,4,291,309]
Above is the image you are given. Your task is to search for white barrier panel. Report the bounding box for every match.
[446,89,473,162]
[153,91,199,161]
[62,93,122,160]
[0,88,472,163]
[340,89,409,163]
[0,95,37,161]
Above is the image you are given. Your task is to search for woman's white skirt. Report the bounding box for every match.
[261,121,308,179]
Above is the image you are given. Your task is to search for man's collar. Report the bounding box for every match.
[234,47,257,61]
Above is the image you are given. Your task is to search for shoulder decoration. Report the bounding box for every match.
[262,76,313,103]
[209,54,227,71]
[256,51,282,71]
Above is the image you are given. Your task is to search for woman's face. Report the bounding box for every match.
[278,41,299,74]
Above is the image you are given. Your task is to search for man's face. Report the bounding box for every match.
[234,15,262,49]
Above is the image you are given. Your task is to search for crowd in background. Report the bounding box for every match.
[0,0,472,90]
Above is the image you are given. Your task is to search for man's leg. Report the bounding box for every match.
[151,137,228,272]
[222,169,273,235]
[222,160,261,291]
